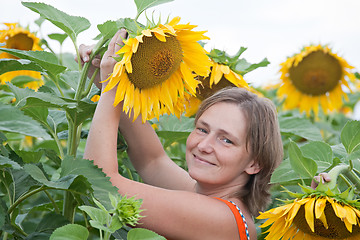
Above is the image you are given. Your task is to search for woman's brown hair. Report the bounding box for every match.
[194,87,283,216]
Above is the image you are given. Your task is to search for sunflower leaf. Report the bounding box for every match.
[288,139,318,179]
[271,159,301,184]
[0,59,43,75]
[48,33,68,45]
[233,58,270,75]
[22,2,90,41]
[341,120,360,154]
[60,156,119,209]
[134,0,174,20]
[279,116,322,141]
[300,141,333,172]
[97,20,123,40]
[0,103,51,139]
[0,48,66,75]
[127,228,166,240]
[117,18,144,37]
[49,224,89,240]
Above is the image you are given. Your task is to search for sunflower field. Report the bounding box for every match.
[1,0,360,239]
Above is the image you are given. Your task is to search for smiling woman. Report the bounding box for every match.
[82,29,283,240]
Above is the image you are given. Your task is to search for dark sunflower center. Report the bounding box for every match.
[289,50,342,96]
[127,34,183,89]
[293,201,360,238]
[196,68,236,100]
[7,33,34,51]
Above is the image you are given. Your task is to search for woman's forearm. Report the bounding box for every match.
[84,89,122,176]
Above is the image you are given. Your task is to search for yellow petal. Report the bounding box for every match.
[304,197,316,232]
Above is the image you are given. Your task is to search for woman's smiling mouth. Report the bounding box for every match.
[193,154,216,166]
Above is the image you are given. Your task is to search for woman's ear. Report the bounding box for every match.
[245,160,261,175]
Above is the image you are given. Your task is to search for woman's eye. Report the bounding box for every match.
[222,138,233,144]
[197,128,207,133]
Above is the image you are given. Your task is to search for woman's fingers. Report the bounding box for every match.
[78,44,94,63]
[100,29,128,86]
[311,172,331,189]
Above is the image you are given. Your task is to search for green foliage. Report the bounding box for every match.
[134,0,174,20]
[50,224,89,240]
[207,47,270,75]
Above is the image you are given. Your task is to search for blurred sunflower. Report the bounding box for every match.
[184,48,269,117]
[0,23,43,90]
[102,16,212,123]
[277,44,356,117]
[258,181,360,239]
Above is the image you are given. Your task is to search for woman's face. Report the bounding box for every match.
[186,102,258,187]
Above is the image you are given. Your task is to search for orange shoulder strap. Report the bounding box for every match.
[214,197,249,240]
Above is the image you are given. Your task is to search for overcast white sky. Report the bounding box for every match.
[2,0,360,87]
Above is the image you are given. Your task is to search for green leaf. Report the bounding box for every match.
[270,159,299,184]
[35,212,70,233]
[233,58,270,75]
[0,59,43,75]
[0,48,66,75]
[128,228,166,240]
[0,103,51,139]
[12,168,40,200]
[288,140,317,178]
[78,205,109,225]
[8,83,95,126]
[60,156,119,209]
[16,150,44,164]
[0,155,22,170]
[156,115,193,148]
[97,20,126,40]
[279,116,322,141]
[341,120,360,154]
[22,2,90,41]
[134,0,174,19]
[48,33,68,45]
[50,224,89,240]
[24,164,82,189]
[300,141,333,172]
[0,202,5,231]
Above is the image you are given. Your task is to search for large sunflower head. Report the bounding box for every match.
[277,44,356,117]
[102,16,212,123]
[257,183,360,239]
[184,48,269,117]
[0,23,43,90]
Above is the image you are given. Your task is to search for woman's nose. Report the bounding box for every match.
[197,135,214,153]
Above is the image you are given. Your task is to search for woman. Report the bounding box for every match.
[82,30,283,240]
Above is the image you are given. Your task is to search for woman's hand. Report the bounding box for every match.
[311,172,331,189]
[77,44,102,89]
[99,29,127,91]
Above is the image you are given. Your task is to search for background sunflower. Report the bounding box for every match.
[0,22,43,90]
[276,44,356,117]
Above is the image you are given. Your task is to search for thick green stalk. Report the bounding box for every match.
[63,36,108,222]
[326,164,360,191]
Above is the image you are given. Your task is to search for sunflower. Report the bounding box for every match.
[183,47,270,117]
[0,23,43,90]
[258,196,360,240]
[277,44,356,117]
[102,17,212,123]
[258,178,360,240]
[184,60,251,116]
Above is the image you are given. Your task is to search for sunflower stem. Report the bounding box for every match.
[327,164,360,191]
[75,36,107,101]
